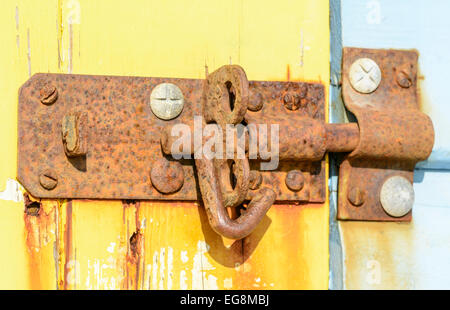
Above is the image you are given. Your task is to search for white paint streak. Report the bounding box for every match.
[205,275,218,290]
[27,29,31,77]
[15,6,19,49]
[192,241,215,290]
[106,242,116,253]
[167,247,174,290]
[152,251,158,289]
[159,248,165,290]
[299,29,304,67]
[180,270,188,290]
[0,179,24,202]
[223,278,233,289]
[181,250,189,263]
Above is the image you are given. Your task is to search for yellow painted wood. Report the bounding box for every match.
[0,0,329,289]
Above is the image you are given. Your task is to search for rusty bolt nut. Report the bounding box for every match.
[150,158,184,194]
[39,169,58,190]
[248,91,263,112]
[249,170,262,190]
[348,187,366,207]
[40,84,58,105]
[396,70,413,88]
[285,170,305,192]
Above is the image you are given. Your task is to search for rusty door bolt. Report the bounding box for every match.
[248,91,263,112]
[349,58,382,94]
[396,70,412,88]
[39,169,58,190]
[285,170,305,191]
[40,84,58,105]
[249,170,262,190]
[347,187,366,206]
[283,93,301,111]
[150,158,184,194]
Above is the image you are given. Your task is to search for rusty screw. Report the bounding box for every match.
[396,70,412,88]
[248,91,263,112]
[249,170,262,190]
[283,93,301,111]
[285,170,305,192]
[150,158,184,194]
[40,84,58,105]
[39,169,58,190]
[348,187,366,207]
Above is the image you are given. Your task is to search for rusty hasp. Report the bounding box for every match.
[337,48,434,221]
[18,55,432,237]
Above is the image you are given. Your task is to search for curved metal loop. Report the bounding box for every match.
[195,157,276,239]
[204,65,249,126]
[195,65,275,239]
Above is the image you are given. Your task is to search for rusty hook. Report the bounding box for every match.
[195,157,276,239]
[193,64,276,239]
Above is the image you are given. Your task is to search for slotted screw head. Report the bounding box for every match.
[349,58,382,94]
[39,169,58,190]
[40,84,58,105]
[396,70,412,88]
[150,83,184,120]
[348,187,366,207]
[380,176,414,217]
[285,170,305,192]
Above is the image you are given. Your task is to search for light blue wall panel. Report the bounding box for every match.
[342,0,450,169]
[337,0,450,290]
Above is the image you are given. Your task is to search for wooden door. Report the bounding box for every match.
[0,0,329,289]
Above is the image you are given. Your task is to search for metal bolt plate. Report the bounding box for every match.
[349,58,381,94]
[18,74,326,201]
[380,176,414,217]
[337,47,430,222]
[150,83,184,120]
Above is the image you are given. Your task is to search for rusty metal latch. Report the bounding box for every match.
[17,48,434,239]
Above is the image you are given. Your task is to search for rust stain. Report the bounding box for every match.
[286,64,291,81]
[123,200,144,290]
[23,193,57,289]
[63,200,73,290]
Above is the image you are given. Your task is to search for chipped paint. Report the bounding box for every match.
[0,179,23,202]
[181,250,189,263]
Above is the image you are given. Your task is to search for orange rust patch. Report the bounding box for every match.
[123,200,144,290]
[23,193,57,289]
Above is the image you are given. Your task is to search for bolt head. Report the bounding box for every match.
[285,170,305,192]
[380,176,414,217]
[348,187,366,207]
[396,71,412,88]
[40,84,58,105]
[39,169,58,190]
[349,58,382,94]
[150,83,184,120]
[249,170,262,190]
[248,92,263,112]
[150,158,184,194]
